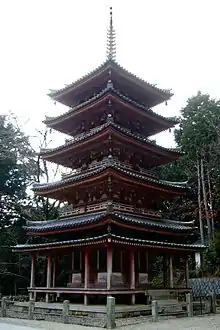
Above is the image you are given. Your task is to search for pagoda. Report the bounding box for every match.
[13,8,205,305]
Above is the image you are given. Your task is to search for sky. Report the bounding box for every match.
[0,0,220,150]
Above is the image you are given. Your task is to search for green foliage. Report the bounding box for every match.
[175,91,220,158]
[160,92,220,274]
[0,115,39,294]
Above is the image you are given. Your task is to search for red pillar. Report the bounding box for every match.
[29,253,36,300]
[46,255,52,303]
[30,253,36,288]
[185,256,189,288]
[130,250,135,304]
[107,246,113,290]
[84,249,89,305]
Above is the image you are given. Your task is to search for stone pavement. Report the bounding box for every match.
[1,315,220,329]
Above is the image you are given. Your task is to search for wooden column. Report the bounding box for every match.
[130,250,135,304]
[84,249,89,305]
[163,255,168,288]
[169,255,174,288]
[71,252,74,283]
[107,246,113,290]
[30,253,36,288]
[195,252,201,274]
[29,253,36,300]
[185,256,189,288]
[52,256,56,287]
[46,255,52,303]
[97,249,99,271]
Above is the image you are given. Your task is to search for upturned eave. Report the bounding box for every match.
[13,233,206,253]
[44,87,177,134]
[32,161,189,198]
[39,122,182,166]
[47,59,173,107]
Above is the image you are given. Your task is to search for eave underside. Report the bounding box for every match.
[39,122,181,168]
[32,163,188,199]
[13,233,206,253]
[24,211,195,235]
[45,89,177,137]
[48,60,173,108]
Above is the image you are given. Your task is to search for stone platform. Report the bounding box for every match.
[13,301,151,318]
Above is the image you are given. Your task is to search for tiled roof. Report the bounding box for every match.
[48,59,172,101]
[32,158,188,192]
[13,233,206,252]
[25,211,195,233]
[189,278,220,297]
[39,121,181,158]
[45,85,176,126]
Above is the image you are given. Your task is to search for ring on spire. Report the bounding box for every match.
[106,6,116,61]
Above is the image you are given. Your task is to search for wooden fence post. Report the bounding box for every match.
[151,300,159,322]
[1,297,7,317]
[62,300,69,324]
[186,293,193,317]
[210,292,216,314]
[28,299,35,320]
[106,296,116,329]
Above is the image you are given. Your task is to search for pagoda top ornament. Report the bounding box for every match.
[106,7,116,61]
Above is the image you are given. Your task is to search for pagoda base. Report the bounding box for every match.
[28,286,191,306]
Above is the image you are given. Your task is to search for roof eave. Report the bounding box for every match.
[47,59,172,104]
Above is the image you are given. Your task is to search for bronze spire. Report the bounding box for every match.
[106,7,116,61]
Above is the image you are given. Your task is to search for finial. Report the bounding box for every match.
[106,7,116,61]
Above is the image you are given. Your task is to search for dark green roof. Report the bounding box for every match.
[45,84,176,127]
[13,233,206,252]
[33,158,188,193]
[48,59,172,105]
[40,120,181,158]
[25,211,195,233]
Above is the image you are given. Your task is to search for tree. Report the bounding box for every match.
[0,114,38,294]
[159,92,220,274]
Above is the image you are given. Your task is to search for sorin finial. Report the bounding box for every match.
[106,7,116,61]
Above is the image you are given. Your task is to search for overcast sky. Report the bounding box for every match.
[0,0,220,149]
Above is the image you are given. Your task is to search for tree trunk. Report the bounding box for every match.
[206,165,214,239]
[200,157,212,244]
[197,156,204,245]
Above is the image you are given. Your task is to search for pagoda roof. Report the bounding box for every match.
[24,211,196,235]
[13,233,206,253]
[40,121,181,166]
[32,159,188,197]
[47,60,173,108]
[45,85,177,136]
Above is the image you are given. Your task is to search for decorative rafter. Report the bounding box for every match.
[106,7,116,61]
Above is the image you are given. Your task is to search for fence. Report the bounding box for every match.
[0,293,218,328]
[151,292,217,322]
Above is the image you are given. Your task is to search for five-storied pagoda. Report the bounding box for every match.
[14,8,205,305]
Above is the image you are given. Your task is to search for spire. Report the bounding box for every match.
[106,7,116,61]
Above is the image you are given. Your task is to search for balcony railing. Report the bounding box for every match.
[59,201,162,219]
[61,157,158,180]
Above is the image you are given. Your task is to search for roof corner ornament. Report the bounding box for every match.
[107,79,113,89]
[106,7,116,61]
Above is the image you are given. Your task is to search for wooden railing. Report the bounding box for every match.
[61,157,158,180]
[59,201,162,219]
